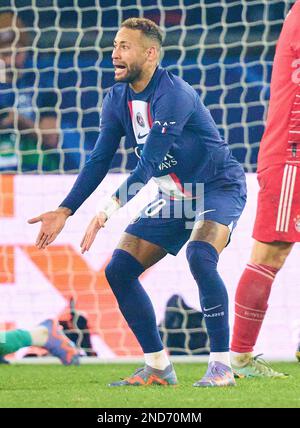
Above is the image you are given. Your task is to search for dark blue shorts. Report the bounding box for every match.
[125,185,247,256]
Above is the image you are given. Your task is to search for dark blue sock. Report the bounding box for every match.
[186,241,229,352]
[105,249,164,353]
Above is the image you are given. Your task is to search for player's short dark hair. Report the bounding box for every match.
[121,18,163,47]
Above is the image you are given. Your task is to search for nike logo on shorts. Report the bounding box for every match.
[203,304,222,311]
[197,209,216,218]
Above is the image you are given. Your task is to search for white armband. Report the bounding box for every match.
[97,196,121,220]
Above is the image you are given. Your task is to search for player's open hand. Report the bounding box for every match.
[80,212,107,254]
[28,207,71,249]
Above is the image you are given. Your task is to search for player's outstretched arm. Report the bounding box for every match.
[80,212,107,254]
[28,207,72,249]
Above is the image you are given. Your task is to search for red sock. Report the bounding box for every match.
[231,263,278,353]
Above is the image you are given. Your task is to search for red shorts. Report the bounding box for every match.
[253,163,300,242]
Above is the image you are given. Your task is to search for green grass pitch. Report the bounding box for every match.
[0,362,299,408]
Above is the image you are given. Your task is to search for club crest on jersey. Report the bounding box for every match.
[136,112,145,128]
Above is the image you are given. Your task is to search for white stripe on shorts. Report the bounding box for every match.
[276,165,297,232]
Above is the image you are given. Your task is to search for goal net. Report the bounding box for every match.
[0,0,294,174]
[0,1,298,360]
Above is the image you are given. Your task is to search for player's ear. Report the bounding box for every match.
[146,45,159,61]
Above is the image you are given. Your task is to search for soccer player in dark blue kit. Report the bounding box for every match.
[29,18,247,387]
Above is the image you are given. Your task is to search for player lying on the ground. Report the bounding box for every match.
[29,18,246,387]
[0,319,80,365]
[230,0,300,378]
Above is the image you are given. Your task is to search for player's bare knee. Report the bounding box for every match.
[117,233,166,269]
[190,221,230,254]
[250,254,284,270]
[250,241,293,270]
[117,232,139,254]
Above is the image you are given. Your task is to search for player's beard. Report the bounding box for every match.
[114,63,143,84]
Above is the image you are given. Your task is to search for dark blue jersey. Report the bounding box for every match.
[61,67,246,213]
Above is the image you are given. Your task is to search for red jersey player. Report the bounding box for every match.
[231,0,300,377]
